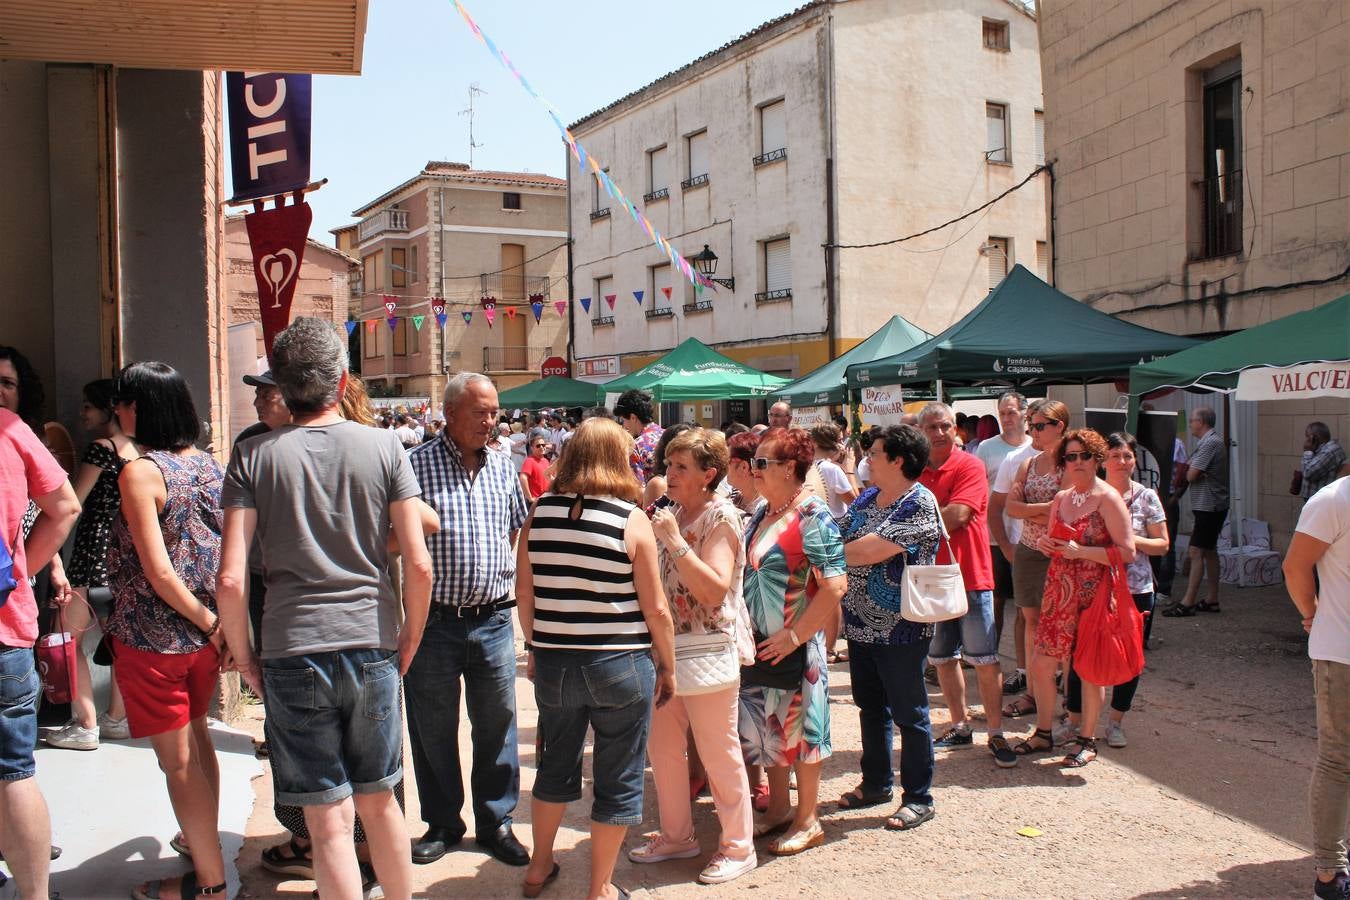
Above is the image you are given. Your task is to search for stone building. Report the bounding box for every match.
[568,0,1047,424]
[335,162,569,401]
[1038,0,1350,546]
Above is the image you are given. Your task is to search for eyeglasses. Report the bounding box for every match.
[1029,421,1060,432]
[751,457,789,470]
[1062,451,1096,463]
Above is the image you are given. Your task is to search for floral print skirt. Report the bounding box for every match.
[738,633,831,767]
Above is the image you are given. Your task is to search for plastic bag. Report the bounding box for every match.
[37,609,78,705]
[1073,546,1144,686]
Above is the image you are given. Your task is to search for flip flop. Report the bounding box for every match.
[522,862,560,898]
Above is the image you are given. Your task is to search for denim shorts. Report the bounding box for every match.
[927,590,999,666]
[531,648,655,826]
[263,648,403,806]
[0,647,40,781]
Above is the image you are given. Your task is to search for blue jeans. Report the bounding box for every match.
[404,606,519,838]
[847,638,935,807]
[531,648,655,826]
[0,647,40,781]
[927,590,999,666]
[263,648,403,806]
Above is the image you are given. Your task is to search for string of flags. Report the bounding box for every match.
[356,284,694,333]
[450,0,716,295]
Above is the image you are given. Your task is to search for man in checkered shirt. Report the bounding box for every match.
[405,372,531,869]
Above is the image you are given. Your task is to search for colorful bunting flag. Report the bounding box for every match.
[462,311,473,325]
[484,307,496,328]
[530,301,544,323]
[579,297,591,313]
[436,313,448,329]
[605,294,616,310]
[383,296,398,317]
[661,287,672,300]
[432,299,447,330]
[345,321,357,336]
[633,290,644,306]
[412,315,425,330]
[366,320,376,334]
[387,316,398,331]
[554,300,567,317]
[505,307,517,320]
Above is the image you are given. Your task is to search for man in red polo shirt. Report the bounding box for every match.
[916,403,1014,768]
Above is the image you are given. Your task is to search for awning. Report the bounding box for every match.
[603,338,791,402]
[771,315,931,406]
[497,375,604,412]
[0,1,369,75]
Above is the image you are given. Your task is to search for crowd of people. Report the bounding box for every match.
[0,326,1347,900]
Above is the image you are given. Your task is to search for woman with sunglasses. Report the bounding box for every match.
[1000,399,1070,720]
[1015,429,1136,767]
[738,427,847,856]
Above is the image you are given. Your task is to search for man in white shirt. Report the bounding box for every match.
[977,392,1032,694]
[1285,475,1350,900]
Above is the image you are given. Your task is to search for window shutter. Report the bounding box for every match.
[653,264,672,310]
[650,147,667,191]
[594,276,612,321]
[1034,110,1045,165]
[986,103,1007,162]
[1036,241,1049,280]
[765,239,791,293]
[761,101,786,153]
[987,238,1008,292]
[688,132,708,178]
[593,170,606,211]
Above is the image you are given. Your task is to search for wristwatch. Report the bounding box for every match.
[671,543,692,559]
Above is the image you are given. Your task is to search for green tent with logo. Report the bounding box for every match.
[845,265,1199,390]
[602,337,790,401]
[497,375,604,411]
[770,315,932,406]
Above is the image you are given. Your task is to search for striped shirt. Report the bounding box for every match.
[527,493,650,651]
[410,434,529,607]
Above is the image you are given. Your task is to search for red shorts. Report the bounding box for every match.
[111,637,220,738]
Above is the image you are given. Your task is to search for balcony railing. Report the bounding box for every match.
[590,207,611,222]
[1196,170,1243,260]
[591,315,615,327]
[681,173,709,191]
[753,147,787,167]
[683,300,713,314]
[478,273,551,300]
[643,187,669,203]
[358,208,409,242]
[755,288,793,304]
[645,307,674,319]
[484,345,553,373]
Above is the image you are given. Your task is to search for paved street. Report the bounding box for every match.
[222,582,1316,899]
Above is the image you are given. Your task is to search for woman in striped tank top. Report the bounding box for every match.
[517,418,676,900]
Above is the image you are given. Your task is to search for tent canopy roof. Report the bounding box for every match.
[1128,292,1350,396]
[846,265,1199,389]
[496,375,603,411]
[603,338,790,402]
[771,315,931,405]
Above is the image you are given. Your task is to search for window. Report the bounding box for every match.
[647,146,668,199]
[409,245,418,284]
[1034,110,1045,165]
[409,316,420,355]
[649,264,672,318]
[986,103,1009,163]
[1198,58,1243,259]
[591,168,611,220]
[986,237,1010,291]
[757,237,792,303]
[391,247,407,288]
[760,100,786,155]
[1036,241,1049,281]
[393,317,408,355]
[363,324,380,358]
[362,251,383,291]
[503,192,521,210]
[683,130,709,188]
[982,19,1010,51]
[593,275,614,324]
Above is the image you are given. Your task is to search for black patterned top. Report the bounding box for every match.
[67,441,128,588]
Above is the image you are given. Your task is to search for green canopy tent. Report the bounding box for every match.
[770,315,932,407]
[845,265,1200,391]
[602,337,791,402]
[497,375,604,411]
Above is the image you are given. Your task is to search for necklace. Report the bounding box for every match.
[768,489,804,518]
[1069,485,1092,508]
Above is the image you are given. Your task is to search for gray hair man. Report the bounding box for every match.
[768,400,793,429]
[403,372,531,868]
[219,317,433,899]
[914,402,1013,767]
[976,392,1031,695]
[1164,406,1229,616]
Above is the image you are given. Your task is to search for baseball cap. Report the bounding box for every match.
[242,370,276,387]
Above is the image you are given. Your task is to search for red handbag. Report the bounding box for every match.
[1073,546,1145,686]
[37,607,79,705]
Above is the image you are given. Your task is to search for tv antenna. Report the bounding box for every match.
[460,83,486,167]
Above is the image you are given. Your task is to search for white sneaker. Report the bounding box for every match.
[44,721,99,750]
[1106,722,1127,748]
[98,713,131,741]
[698,852,757,885]
[1051,717,1078,747]
[627,834,700,864]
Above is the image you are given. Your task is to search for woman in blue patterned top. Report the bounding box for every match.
[838,424,943,832]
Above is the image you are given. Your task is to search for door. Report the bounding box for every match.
[501,243,527,370]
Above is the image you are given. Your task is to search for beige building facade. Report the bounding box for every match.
[337,162,569,402]
[568,0,1047,425]
[1039,0,1350,547]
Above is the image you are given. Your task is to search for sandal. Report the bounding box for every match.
[134,871,226,899]
[825,651,839,664]
[834,647,849,663]
[754,811,794,837]
[838,783,893,810]
[1196,600,1222,613]
[1061,735,1098,768]
[169,832,190,857]
[261,835,315,878]
[768,822,825,855]
[1161,603,1197,617]
[1012,728,1054,756]
[1002,696,1036,718]
[522,862,560,898]
[884,803,935,831]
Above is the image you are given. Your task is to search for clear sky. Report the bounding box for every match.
[242,0,803,241]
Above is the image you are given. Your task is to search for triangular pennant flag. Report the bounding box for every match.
[435,313,448,329]
[366,320,376,333]
[412,315,425,331]
[431,299,445,317]
[554,300,567,317]
[387,316,398,331]
[383,296,398,317]
[661,287,672,300]
[345,321,357,336]
[633,290,644,306]
[484,307,496,328]
[530,301,544,323]
[605,294,616,310]
[579,297,592,313]
[505,306,517,320]
[462,311,473,325]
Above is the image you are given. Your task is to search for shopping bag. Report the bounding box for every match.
[37,608,78,705]
[1073,546,1144,686]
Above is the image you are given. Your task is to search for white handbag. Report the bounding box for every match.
[900,515,968,623]
[673,630,740,696]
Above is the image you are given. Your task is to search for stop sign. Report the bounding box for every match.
[540,356,570,378]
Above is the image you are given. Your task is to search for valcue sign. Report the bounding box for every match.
[1236,361,1350,401]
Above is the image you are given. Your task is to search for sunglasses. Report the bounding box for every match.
[751,457,789,470]
[1029,421,1061,432]
[1062,451,1096,463]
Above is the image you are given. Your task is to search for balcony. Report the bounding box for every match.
[753,147,787,167]
[1195,170,1243,260]
[754,288,793,305]
[681,173,709,191]
[643,187,669,203]
[591,315,615,327]
[683,300,713,315]
[645,307,674,319]
[484,345,553,374]
[358,208,409,242]
[590,207,611,222]
[479,273,551,300]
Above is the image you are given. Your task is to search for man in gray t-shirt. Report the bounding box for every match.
[216,317,432,899]
[1167,406,1229,616]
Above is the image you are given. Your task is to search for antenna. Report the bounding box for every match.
[459,83,486,168]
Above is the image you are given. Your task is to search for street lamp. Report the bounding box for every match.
[691,244,735,291]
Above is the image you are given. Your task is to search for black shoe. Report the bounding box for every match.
[477,824,530,867]
[411,826,462,865]
[1001,670,1026,695]
[934,725,973,748]
[1314,873,1350,900]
